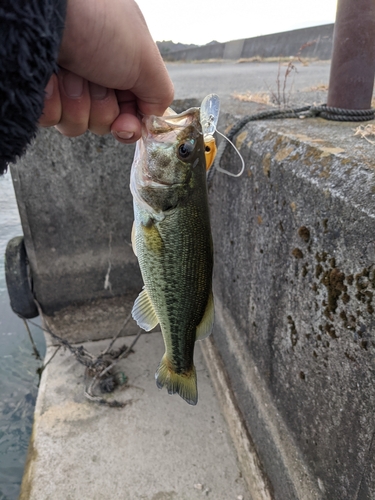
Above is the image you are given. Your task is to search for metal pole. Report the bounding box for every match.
[327,0,375,110]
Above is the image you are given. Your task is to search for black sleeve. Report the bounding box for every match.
[0,0,67,174]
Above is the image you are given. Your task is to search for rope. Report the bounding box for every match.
[225,106,311,141]
[305,104,375,122]
[207,103,375,186]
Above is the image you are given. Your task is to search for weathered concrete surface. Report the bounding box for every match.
[11,131,140,317]
[201,337,273,500]
[209,115,375,499]
[20,332,250,500]
[165,24,334,61]
[42,295,141,344]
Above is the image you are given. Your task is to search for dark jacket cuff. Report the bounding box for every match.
[0,0,67,174]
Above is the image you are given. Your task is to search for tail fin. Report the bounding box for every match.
[155,354,198,406]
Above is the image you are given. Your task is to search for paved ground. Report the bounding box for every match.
[21,332,250,500]
[167,60,331,114]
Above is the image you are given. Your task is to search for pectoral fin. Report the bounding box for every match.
[196,292,214,341]
[132,288,159,331]
[131,221,137,257]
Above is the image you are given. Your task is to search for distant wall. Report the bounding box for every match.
[164,24,334,61]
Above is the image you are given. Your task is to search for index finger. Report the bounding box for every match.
[131,55,174,117]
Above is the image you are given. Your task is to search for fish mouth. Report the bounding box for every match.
[145,108,201,137]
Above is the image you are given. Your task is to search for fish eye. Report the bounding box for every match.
[177,141,194,160]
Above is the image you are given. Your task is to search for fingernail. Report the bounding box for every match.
[63,72,83,98]
[45,78,54,99]
[90,83,108,100]
[115,131,135,140]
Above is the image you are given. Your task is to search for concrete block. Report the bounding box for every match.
[11,130,141,318]
[10,100,202,343]
[13,96,375,497]
[209,115,375,498]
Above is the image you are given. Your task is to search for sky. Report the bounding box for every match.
[136,0,338,46]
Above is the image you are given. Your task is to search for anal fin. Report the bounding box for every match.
[196,291,214,341]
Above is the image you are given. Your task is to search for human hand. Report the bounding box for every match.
[39,0,174,144]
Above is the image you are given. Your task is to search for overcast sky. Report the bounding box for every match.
[136,0,338,46]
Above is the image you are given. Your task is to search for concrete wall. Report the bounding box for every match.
[164,24,334,61]
[208,115,375,499]
[12,131,140,316]
[11,131,142,340]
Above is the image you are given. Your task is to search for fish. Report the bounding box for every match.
[130,98,216,405]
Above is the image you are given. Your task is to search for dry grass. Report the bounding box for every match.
[167,56,323,65]
[186,58,231,64]
[237,56,283,64]
[165,58,231,64]
[304,83,329,92]
[232,91,272,106]
[236,56,318,65]
[353,124,375,145]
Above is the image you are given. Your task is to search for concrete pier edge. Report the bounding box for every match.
[208,114,375,498]
[200,336,273,500]
[13,102,375,498]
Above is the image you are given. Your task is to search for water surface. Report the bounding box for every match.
[0,172,45,500]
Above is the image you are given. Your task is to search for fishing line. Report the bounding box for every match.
[200,94,245,179]
[212,128,245,178]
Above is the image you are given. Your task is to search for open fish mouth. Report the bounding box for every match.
[145,107,201,137]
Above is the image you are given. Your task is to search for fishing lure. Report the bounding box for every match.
[201,94,220,170]
[200,94,244,177]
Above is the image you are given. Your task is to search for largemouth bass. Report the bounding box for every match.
[130,99,216,405]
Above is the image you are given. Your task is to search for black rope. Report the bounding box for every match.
[226,104,374,143]
[207,103,375,186]
[224,106,311,143]
[306,104,375,122]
